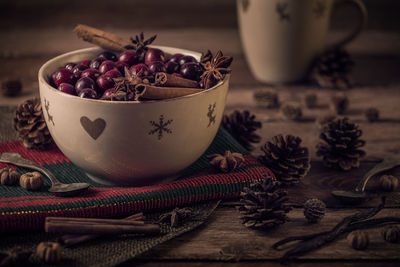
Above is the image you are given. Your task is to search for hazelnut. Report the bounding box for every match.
[20,171,44,191]
[382,226,400,243]
[347,230,369,250]
[379,175,399,192]
[36,242,62,263]
[0,167,20,185]
[281,103,302,121]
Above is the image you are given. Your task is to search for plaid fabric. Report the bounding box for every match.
[0,127,273,232]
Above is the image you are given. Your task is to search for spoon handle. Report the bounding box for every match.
[355,154,400,192]
[0,152,61,185]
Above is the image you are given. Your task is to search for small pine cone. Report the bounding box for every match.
[315,114,336,130]
[237,176,292,229]
[365,107,379,122]
[1,78,22,97]
[316,118,366,171]
[259,134,310,185]
[347,230,369,250]
[304,91,318,108]
[311,48,354,89]
[330,93,349,115]
[14,98,53,149]
[253,89,279,108]
[207,150,245,172]
[281,103,302,121]
[0,167,20,185]
[303,198,326,223]
[382,226,400,243]
[222,110,262,151]
[36,242,62,263]
[379,175,398,192]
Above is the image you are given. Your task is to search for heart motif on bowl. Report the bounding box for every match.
[80,116,106,140]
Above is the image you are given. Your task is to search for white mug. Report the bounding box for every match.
[237,0,367,83]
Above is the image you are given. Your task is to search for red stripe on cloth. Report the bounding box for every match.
[0,140,69,166]
[0,162,270,209]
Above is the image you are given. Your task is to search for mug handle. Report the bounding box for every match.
[329,0,368,49]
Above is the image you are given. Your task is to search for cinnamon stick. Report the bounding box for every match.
[58,213,146,247]
[155,72,198,88]
[73,24,131,52]
[45,216,160,235]
[135,84,203,100]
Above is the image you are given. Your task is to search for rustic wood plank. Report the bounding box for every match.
[136,207,400,261]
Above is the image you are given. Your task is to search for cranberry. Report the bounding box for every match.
[105,69,122,78]
[169,53,183,64]
[165,61,179,74]
[58,83,76,95]
[180,62,203,80]
[72,64,88,79]
[81,68,101,81]
[102,88,116,98]
[79,60,91,67]
[115,61,129,74]
[89,57,106,69]
[98,60,116,74]
[52,68,74,87]
[199,76,217,89]
[97,51,117,61]
[75,77,96,94]
[64,62,76,71]
[79,88,98,99]
[96,75,115,94]
[129,64,150,77]
[148,61,166,74]
[145,48,166,65]
[118,50,138,66]
[178,55,197,66]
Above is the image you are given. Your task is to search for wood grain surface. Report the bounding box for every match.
[0,0,399,265]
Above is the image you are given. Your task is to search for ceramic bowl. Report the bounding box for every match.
[38,46,229,185]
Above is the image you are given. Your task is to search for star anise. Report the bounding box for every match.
[200,50,213,64]
[101,67,150,101]
[207,150,245,172]
[158,207,193,227]
[201,50,233,89]
[126,32,157,60]
[0,247,32,267]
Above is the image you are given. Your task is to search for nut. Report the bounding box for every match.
[36,242,62,263]
[304,91,317,108]
[330,93,349,115]
[20,171,44,191]
[281,103,302,121]
[303,198,326,223]
[382,226,400,243]
[347,230,369,250]
[365,107,379,122]
[379,175,399,192]
[0,167,20,185]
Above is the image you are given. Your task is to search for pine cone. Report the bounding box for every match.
[316,118,365,171]
[237,176,291,229]
[258,135,310,185]
[14,98,53,149]
[311,48,354,89]
[222,110,262,151]
[303,198,326,223]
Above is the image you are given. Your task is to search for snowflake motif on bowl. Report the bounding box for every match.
[276,2,290,22]
[148,115,173,140]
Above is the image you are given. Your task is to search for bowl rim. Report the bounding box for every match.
[38,46,229,104]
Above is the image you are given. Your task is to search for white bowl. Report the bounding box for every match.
[38,46,230,185]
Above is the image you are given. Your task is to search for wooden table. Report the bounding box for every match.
[0,1,399,266]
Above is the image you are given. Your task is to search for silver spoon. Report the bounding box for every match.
[0,152,90,197]
[331,154,400,204]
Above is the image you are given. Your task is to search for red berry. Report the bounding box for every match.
[180,62,203,81]
[81,68,101,81]
[118,50,138,66]
[75,77,96,94]
[79,60,91,67]
[165,61,179,74]
[98,60,116,74]
[148,61,166,74]
[178,55,196,66]
[169,53,183,64]
[102,88,116,98]
[105,69,122,78]
[96,75,115,94]
[89,57,106,69]
[129,64,150,77]
[64,62,76,71]
[58,83,76,95]
[97,51,117,61]
[78,88,98,99]
[71,64,88,79]
[115,61,129,74]
[145,48,166,65]
[52,68,74,87]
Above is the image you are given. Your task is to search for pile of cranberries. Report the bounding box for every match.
[50,48,205,100]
